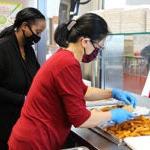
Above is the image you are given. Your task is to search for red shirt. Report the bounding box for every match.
[8,48,91,150]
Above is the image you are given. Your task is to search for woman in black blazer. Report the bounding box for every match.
[0,7,46,150]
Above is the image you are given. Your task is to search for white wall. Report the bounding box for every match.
[104,0,126,9]
[47,0,60,17]
[104,0,150,9]
[78,0,101,15]
[127,0,150,5]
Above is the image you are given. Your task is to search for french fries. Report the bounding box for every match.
[100,105,134,112]
[104,116,150,139]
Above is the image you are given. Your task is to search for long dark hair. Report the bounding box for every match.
[0,7,45,38]
[54,13,109,48]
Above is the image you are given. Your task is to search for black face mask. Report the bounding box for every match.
[23,26,41,46]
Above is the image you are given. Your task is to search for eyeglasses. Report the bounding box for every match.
[91,40,105,50]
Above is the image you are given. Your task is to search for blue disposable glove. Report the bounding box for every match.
[111,108,133,124]
[112,88,137,108]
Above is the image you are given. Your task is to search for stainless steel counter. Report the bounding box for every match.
[71,95,150,150]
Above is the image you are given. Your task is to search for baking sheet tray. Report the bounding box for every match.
[91,122,123,145]
[91,106,150,149]
[91,115,150,148]
[91,125,133,150]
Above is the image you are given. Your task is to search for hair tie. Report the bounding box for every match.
[67,20,76,31]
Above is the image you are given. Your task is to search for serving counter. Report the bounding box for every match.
[71,96,150,150]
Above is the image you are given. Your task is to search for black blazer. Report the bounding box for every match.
[0,32,40,141]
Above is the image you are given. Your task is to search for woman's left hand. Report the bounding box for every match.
[112,88,137,108]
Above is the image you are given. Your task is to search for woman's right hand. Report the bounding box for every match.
[111,108,133,124]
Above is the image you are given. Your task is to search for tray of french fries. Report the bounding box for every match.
[90,103,150,146]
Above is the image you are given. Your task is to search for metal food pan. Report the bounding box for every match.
[91,126,122,145]
[91,115,150,147]
[90,126,134,150]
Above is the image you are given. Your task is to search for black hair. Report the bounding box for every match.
[0,7,45,38]
[54,13,109,48]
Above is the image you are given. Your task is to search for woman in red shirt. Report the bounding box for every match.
[8,13,136,150]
